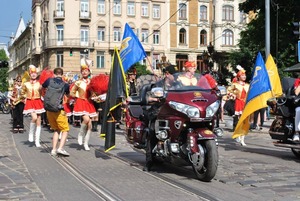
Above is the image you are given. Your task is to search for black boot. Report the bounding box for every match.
[92,121,98,132]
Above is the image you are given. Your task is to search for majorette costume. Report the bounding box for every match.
[21,65,45,147]
[70,58,97,150]
[230,68,249,116]
[228,65,249,146]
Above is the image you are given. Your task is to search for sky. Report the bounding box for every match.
[0,0,32,44]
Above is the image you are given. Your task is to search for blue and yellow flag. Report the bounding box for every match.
[265,54,282,98]
[120,23,147,72]
[101,47,128,152]
[232,52,273,139]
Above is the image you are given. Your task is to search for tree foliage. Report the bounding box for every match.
[0,49,9,92]
[229,0,300,79]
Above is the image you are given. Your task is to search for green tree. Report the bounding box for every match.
[0,49,9,92]
[229,0,300,78]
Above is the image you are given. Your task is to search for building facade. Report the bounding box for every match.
[8,0,247,80]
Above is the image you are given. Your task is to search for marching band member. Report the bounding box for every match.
[70,58,97,151]
[21,65,45,147]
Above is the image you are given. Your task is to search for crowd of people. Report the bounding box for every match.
[8,59,110,156]
[7,59,292,161]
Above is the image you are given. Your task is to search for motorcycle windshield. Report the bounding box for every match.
[161,72,213,91]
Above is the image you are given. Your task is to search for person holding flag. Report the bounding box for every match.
[228,65,249,146]
[232,52,274,145]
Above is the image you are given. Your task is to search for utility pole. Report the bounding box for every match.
[265,0,270,58]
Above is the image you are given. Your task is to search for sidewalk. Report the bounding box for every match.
[0,114,45,200]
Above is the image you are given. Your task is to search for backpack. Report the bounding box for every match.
[44,79,65,112]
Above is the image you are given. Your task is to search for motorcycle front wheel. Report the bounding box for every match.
[192,140,218,182]
[291,148,300,159]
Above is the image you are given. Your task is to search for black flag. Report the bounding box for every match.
[100,47,128,152]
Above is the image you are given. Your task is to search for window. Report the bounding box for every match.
[80,0,89,17]
[97,51,105,68]
[127,2,135,16]
[97,26,105,41]
[200,30,207,46]
[222,5,234,21]
[141,3,149,17]
[80,26,89,46]
[113,0,121,15]
[97,0,105,14]
[222,29,233,46]
[153,30,160,44]
[240,11,246,24]
[113,27,121,42]
[57,51,63,67]
[141,29,149,43]
[179,28,186,44]
[57,0,64,17]
[179,3,187,20]
[199,5,207,21]
[56,25,64,45]
[153,4,160,19]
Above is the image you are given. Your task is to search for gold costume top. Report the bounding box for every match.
[177,74,198,86]
[228,82,249,101]
[70,79,89,99]
[11,85,24,105]
[21,81,42,100]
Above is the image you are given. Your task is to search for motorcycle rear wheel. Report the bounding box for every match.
[192,140,218,182]
[291,148,300,159]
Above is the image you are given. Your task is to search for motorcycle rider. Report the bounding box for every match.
[293,78,300,141]
[143,64,178,171]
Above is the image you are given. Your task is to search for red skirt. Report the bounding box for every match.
[23,99,45,114]
[234,99,245,116]
[63,103,72,117]
[73,98,97,117]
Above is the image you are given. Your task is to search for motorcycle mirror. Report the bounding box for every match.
[217,85,227,96]
[150,87,164,98]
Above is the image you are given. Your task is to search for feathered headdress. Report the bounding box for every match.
[80,57,93,71]
[236,65,246,77]
[29,64,38,74]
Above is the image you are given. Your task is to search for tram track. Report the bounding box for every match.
[41,131,219,201]
[42,142,123,201]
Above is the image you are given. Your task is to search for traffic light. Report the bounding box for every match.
[0,60,8,68]
[70,49,73,56]
[292,22,300,36]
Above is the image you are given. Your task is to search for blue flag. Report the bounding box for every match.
[246,52,272,103]
[120,23,147,72]
[232,52,273,139]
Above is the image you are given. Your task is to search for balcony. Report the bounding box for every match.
[42,39,95,49]
[79,11,91,21]
[54,10,65,20]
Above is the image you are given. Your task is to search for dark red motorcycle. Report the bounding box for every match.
[124,72,226,182]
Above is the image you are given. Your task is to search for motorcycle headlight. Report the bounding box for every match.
[206,100,220,118]
[169,101,200,118]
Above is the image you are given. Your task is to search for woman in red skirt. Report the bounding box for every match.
[70,58,97,151]
[21,65,45,147]
[228,65,249,146]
